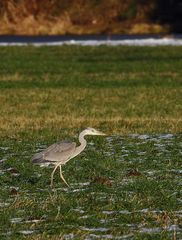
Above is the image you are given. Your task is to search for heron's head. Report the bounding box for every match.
[85,127,106,136]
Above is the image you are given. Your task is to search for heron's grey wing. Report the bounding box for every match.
[31,143,58,164]
[44,141,76,162]
[32,141,76,165]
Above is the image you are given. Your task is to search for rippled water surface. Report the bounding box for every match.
[0,134,181,239]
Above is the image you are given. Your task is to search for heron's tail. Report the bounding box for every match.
[31,152,46,164]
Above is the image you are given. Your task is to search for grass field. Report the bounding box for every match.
[0,46,181,239]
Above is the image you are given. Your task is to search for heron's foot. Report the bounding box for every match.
[50,177,69,188]
[60,174,69,187]
[63,180,69,187]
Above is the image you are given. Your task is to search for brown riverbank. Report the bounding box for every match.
[0,0,176,35]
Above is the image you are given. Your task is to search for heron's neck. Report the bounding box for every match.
[72,130,87,158]
[78,130,87,151]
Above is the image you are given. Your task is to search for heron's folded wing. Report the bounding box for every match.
[44,141,76,162]
[32,143,58,164]
[32,141,76,164]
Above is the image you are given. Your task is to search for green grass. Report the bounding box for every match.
[0,45,182,137]
[0,46,181,239]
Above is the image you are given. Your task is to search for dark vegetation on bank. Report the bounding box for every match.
[0,0,181,35]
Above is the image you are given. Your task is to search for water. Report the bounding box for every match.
[0,134,181,239]
[1,34,182,46]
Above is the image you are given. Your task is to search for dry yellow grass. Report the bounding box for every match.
[0,87,181,137]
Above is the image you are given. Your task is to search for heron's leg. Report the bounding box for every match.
[50,163,60,188]
[59,165,69,187]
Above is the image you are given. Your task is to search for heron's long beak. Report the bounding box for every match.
[97,130,106,136]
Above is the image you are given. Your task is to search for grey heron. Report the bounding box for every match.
[31,127,106,187]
